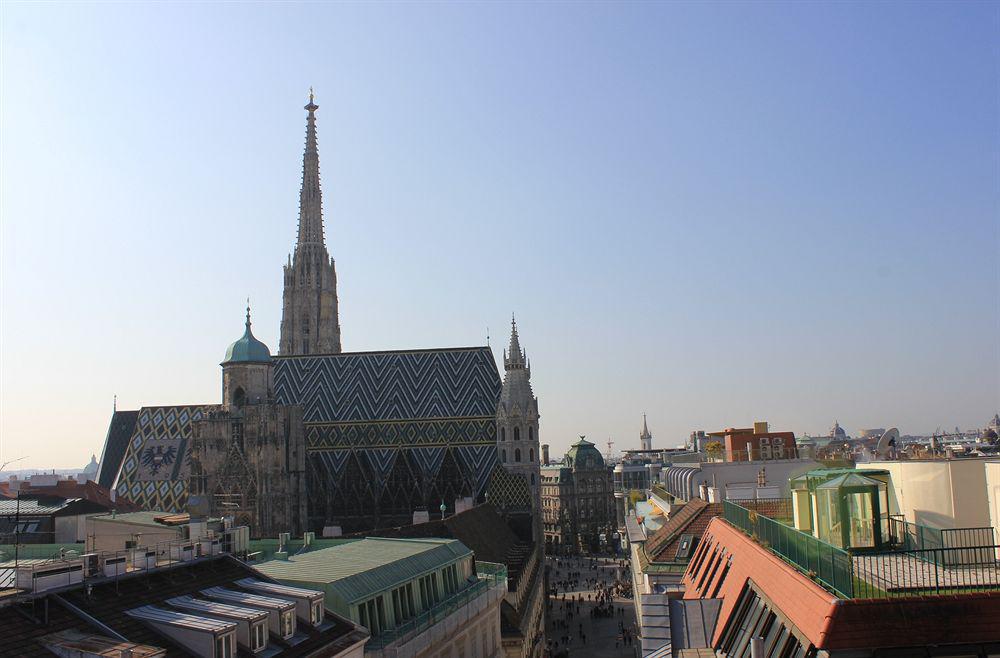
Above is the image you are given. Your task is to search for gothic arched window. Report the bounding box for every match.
[514,427,521,442]
[530,448,535,462]
[529,427,534,441]
[233,387,246,408]
[515,448,522,463]
[501,449,507,463]
[500,427,506,442]
[531,473,536,485]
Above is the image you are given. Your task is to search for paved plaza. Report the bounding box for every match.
[545,555,638,658]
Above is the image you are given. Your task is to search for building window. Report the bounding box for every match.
[500,427,506,441]
[232,387,246,408]
[502,449,507,463]
[529,427,534,441]
[515,448,522,462]
[514,427,521,441]
[530,448,535,462]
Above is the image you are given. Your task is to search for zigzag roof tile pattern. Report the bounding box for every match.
[274,347,502,422]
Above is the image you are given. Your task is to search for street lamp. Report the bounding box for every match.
[439,500,447,520]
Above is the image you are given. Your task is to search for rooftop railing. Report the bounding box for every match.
[366,561,507,650]
[722,500,1000,599]
[723,500,854,597]
[0,536,226,595]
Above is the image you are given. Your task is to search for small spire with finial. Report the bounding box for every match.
[246,297,252,328]
[305,87,318,112]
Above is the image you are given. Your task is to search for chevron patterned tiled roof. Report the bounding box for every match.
[274,347,502,422]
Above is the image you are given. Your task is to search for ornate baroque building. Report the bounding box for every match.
[540,438,614,554]
[101,94,534,536]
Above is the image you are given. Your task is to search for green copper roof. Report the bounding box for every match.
[223,307,272,365]
[566,436,604,468]
[254,537,471,605]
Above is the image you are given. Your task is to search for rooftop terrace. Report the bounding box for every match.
[723,499,1000,599]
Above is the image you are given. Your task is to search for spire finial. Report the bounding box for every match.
[305,87,318,112]
[309,86,314,103]
[246,298,252,328]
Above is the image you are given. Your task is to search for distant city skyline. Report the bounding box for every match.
[2,2,997,468]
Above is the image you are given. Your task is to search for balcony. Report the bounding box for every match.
[723,499,1000,599]
[366,561,507,652]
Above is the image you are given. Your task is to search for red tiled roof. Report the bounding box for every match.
[645,499,722,563]
[823,593,1000,649]
[0,481,139,512]
[683,518,1000,651]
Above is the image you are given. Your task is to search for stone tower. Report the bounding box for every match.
[496,317,541,508]
[279,91,342,356]
[189,307,307,538]
[222,305,274,408]
[640,414,653,451]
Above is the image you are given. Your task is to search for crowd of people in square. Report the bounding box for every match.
[544,555,636,657]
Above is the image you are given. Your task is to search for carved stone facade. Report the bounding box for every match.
[187,309,308,538]
[496,317,541,512]
[279,92,342,356]
[540,438,614,554]
[188,404,307,538]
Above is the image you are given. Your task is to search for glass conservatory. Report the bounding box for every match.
[790,469,891,551]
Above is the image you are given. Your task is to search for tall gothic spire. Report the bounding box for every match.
[504,314,527,371]
[279,90,342,355]
[297,88,325,249]
[640,413,651,440]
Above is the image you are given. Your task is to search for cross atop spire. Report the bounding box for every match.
[297,89,325,248]
[504,314,527,371]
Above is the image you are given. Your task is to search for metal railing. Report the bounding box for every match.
[728,498,793,523]
[0,537,226,595]
[853,547,1000,597]
[366,562,507,649]
[723,500,1000,599]
[723,500,853,597]
[888,518,997,564]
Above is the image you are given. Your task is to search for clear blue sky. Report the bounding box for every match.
[1,2,997,469]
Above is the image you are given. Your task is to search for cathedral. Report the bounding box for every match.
[98,94,540,537]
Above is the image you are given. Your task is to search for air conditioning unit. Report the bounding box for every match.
[169,543,195,562]
[130,548,157,570]
[199,538,221,556]
[222,526,250,555]
[102,555,127,577]
[17,560,84,593]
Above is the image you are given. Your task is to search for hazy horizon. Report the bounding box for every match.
[2,2,997,469]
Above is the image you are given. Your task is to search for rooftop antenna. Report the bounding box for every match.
[606,437,615,462]
[113,394,117,412]
[486,325,490,347]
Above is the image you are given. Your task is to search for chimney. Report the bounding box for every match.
[541,444,550,465]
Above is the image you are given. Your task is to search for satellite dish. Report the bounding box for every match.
[876,428,899,458]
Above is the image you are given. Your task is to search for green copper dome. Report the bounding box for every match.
[565,436,604,469]
[223,306,272,365]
